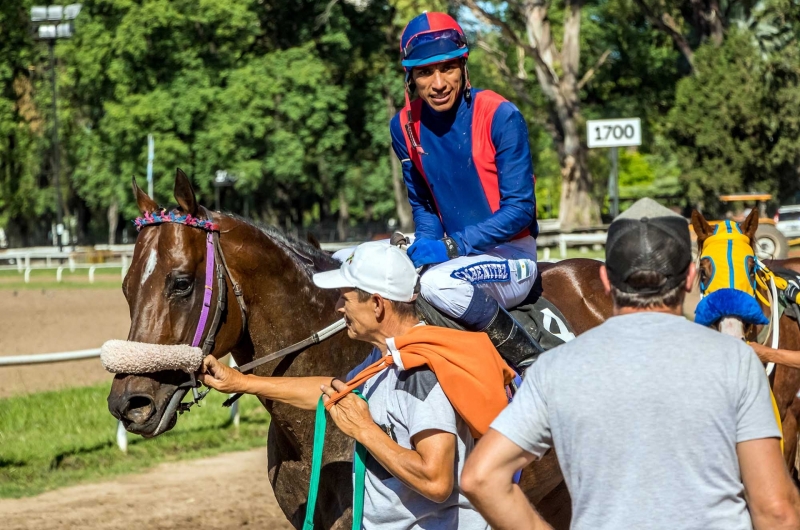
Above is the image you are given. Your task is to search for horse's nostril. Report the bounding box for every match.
[123,395,155,424]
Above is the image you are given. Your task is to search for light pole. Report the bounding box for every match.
[214,170,237,212]
[30,4,82,250]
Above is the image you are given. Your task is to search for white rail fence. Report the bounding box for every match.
[1,348,240,453]
[0,227,609,273]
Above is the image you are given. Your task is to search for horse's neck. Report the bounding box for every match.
[221,220,365,376]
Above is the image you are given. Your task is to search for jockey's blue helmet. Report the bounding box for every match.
[400,12,469,70]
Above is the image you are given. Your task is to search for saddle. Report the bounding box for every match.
[416,273,576,357]
[768,267,800,321]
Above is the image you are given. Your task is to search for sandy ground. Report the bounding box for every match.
[0,289,295,529]
[0,288,130,398]
[0,449,293,530]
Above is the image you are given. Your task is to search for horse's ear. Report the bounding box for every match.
[691,210,714,247]
[173,168,198,216]
[132,176,158,214]
[741,207,759,244]
[306,232,321,250]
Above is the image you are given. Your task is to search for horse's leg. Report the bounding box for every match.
[267,412,355,530]
[782,396,800,475]
[772,313,800,468]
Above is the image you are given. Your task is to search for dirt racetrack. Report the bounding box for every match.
[0,288,130,398]
[0,449,293,530]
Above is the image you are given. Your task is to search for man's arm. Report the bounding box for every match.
[461,429,552,530]
[750,342,800,369]
[738,437,800,529]
[321,379,456,502]
[198,355,331,410]
[390,115,444,241]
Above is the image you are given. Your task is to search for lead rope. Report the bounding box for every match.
[303,391,368,530]
[754,261,784,451]
[754,258,781,375]
[765,273,780,375]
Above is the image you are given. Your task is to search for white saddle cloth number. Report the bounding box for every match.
[540,308,576,343]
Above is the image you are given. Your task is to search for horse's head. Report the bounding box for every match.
[691,209,769,339]
[107,169,244,437]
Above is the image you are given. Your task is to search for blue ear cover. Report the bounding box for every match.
[694,288,770,327]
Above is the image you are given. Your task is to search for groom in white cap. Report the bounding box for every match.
[200,241,489,529]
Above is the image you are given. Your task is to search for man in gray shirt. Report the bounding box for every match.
[200,242,488,529]
[461,198,800,530]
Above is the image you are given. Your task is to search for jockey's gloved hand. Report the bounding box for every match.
[407,237,459,267]
[785,282,800,305]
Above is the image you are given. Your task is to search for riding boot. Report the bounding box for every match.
[420,284,544,372]
[481,305,544,372]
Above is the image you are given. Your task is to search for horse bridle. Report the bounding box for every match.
[134,206,248,411]
[135,206,345,416]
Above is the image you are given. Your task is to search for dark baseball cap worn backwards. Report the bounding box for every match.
[605,198,691,294]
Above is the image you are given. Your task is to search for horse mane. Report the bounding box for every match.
[226,214,339,275]
[152,206,339,276]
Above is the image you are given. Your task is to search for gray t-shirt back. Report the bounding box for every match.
[347,347,488,530]
[492,312,780,530]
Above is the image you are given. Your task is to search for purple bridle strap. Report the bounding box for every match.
[191,232,216,348]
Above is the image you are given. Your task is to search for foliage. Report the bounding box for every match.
[667,28,800,211]
[0,0,798,241]
[0,382,269,498]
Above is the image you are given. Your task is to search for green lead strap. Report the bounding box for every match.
[303,391,368,530]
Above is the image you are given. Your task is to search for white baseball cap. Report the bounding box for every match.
[313,242,419,302]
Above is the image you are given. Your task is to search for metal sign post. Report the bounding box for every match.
[587,118,642,218]
[147,134,155,198]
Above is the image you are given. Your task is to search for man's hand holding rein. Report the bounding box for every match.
[321,378,376,442]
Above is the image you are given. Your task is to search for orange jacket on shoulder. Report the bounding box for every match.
[327,326,515,438]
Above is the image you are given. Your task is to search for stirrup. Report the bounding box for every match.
[482,306,544,371]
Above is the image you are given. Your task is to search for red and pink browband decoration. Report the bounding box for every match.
[133,209,219,232]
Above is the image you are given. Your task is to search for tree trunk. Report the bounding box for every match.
[527,0,599,229]
[107,199,119,245]
[557,121,597,228]
[556,0,599,228]
[386,92,414,233]
[337,189,349,241]
[464,0,601,228]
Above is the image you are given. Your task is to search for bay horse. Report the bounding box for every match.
[691,209,800,473]
[107,169,612,529]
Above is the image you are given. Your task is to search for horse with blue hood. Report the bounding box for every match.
[691,208,800,465]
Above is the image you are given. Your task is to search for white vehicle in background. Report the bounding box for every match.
[776,205,800,240]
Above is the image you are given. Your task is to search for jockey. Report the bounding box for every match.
[393,12,541,369]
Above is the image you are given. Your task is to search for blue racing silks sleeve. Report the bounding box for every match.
[390,115,444,241]
[448,103,536,255]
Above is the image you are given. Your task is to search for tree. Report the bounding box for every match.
[461,0,608,228]
[667,28,800,208]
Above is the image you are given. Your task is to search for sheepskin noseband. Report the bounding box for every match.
[101,340,204,374]
[104,209,221,375]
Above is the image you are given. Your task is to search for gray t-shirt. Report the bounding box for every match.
[492,312,781,530]
[347,347,488,530]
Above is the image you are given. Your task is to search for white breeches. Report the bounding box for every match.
[333,236,539,320]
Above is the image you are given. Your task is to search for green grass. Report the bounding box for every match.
[538,248,605,260]
[0,383,269,498]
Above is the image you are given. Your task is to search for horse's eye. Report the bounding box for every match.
[173,277,193,293]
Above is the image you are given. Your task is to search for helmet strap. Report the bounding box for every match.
[404,72,426,156]
[462,60,472,104]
